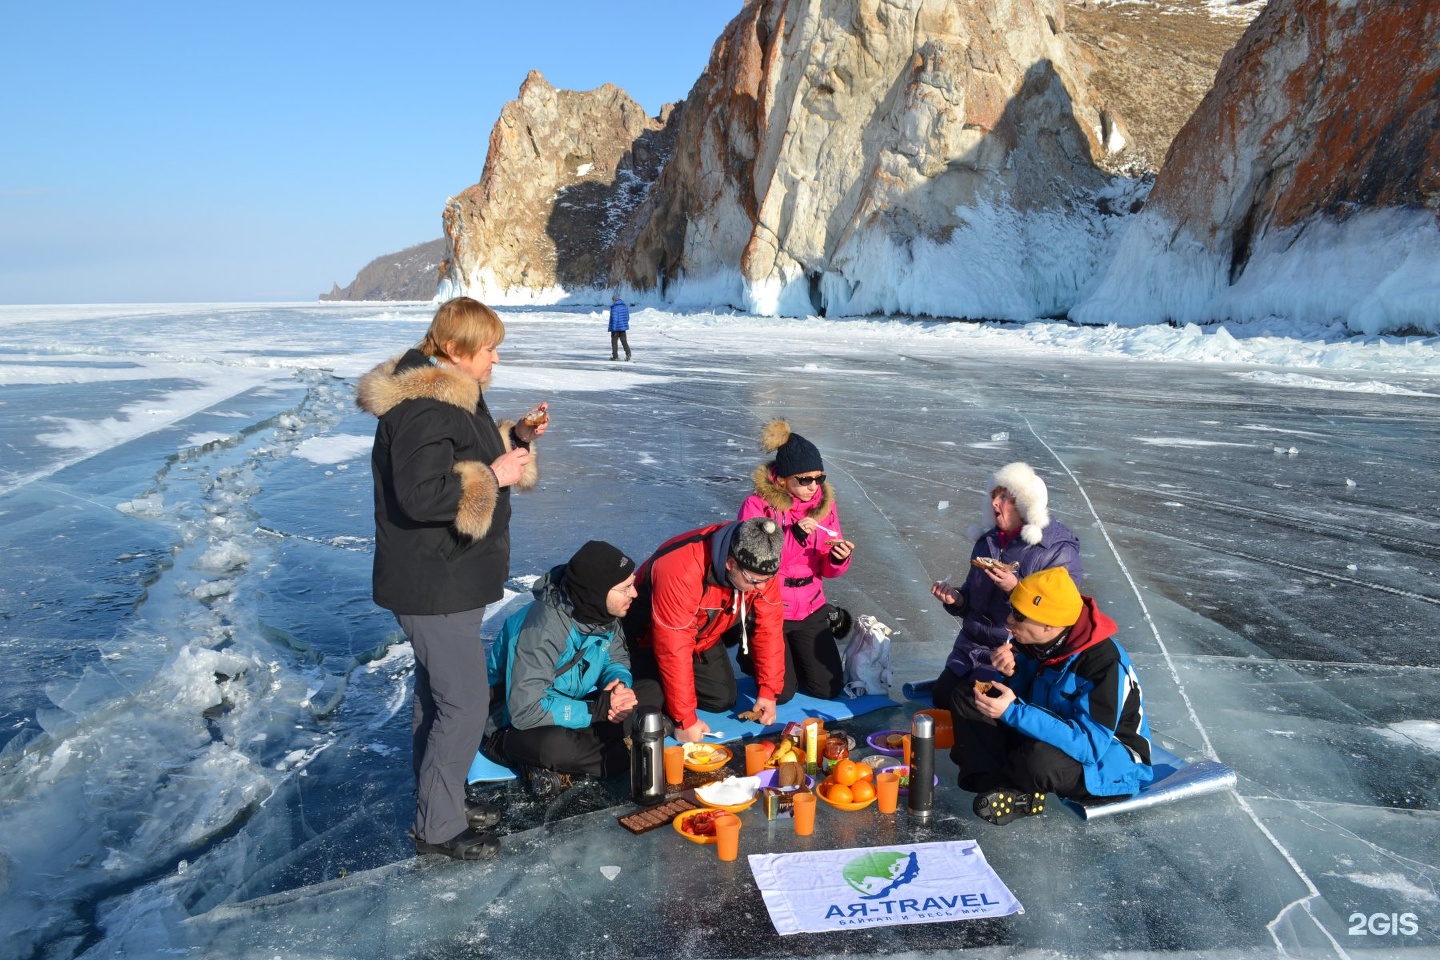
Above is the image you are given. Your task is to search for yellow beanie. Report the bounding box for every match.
[1010,567,1083,627]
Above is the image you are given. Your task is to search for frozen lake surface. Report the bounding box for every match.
[0,303,1437,959]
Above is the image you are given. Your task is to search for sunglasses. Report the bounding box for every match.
[792,474,826,487]
[735,568,773,587]
[1007,607,1031,624]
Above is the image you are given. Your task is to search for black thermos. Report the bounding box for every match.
[631,705,667,805]
[908,712,935,819]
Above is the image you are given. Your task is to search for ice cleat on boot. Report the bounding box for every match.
[973,785,1046,826]
[523,766,573,801]
[464,799,502,831]
[414,826,500,861]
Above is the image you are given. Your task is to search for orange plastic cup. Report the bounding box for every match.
[715,813,741,861]
[663,745,685,785]
[902,734,913,771]
[792,792,817,836]
[745,742,770,776]
[875,772,901,814]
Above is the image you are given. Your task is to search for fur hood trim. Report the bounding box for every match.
[355,354,480,418]
[751,463,835,520]
[356,353,539,541]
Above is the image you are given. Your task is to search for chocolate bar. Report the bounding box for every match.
[617,797,698,835]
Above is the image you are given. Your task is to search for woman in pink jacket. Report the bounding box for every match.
[736,420,855,700]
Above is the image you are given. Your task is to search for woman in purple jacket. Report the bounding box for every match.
[736,420,854,700]
[930,462,1084,710]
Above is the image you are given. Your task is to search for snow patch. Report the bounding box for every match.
[1231,371,1434,397]
[293,434,374,465]
[1328,871,1439,904]
[1377,720,1440,756]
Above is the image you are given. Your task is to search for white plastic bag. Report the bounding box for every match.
[842,614,894,698]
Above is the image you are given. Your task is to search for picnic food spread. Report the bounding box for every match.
[624,723,931,846]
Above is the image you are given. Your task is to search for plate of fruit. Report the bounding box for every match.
[815,758,878,810]
[682,743,732,772]
[673,807,726,844]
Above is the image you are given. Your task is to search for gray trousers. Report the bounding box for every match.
[397,607,489,844]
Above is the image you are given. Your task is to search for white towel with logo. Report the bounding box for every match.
[748,839,1022,935]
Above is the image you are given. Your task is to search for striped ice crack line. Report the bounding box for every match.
[1020,413,1353,960]
[1134,527,1440,607]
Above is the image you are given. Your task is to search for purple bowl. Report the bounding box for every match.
[755,767,816,791]
[865,730,907,757]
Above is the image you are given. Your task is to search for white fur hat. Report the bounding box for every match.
[972,462,1050,545]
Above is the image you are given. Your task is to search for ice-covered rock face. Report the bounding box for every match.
[1072,0,1440,333]
[614,0,1111,318]
[439,71,678,303]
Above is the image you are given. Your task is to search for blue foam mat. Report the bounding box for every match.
[678,678,895,747]
[466,677,896,784]
[898,684,1235,819]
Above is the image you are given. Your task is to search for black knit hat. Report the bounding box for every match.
[564,540,635,625]
[730,518,783,576]
[761,418,823,478]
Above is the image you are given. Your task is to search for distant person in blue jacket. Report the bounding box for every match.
[608,293,632,361]
[954,566,1153,825]
[484,540,657,799]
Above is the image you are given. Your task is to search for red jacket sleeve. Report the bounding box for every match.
[749,578,787,702]
[648,546,706,729]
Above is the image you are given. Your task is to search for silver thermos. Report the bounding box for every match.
[908,712,935,820]
[631,706,667,805]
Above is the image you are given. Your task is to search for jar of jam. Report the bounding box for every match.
[822,733,849,773]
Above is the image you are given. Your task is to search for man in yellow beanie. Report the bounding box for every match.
[949,567,1154,825]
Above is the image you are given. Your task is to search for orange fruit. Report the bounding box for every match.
[832,759,860,786]
[850,780,876,803]
[854,763,874,781]
[827,783,854,804]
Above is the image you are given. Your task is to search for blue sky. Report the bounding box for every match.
[0,1,740,304]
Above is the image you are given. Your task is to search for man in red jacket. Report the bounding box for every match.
[624,518,786,743]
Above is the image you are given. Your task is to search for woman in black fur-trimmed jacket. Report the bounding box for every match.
[357,296,546,861]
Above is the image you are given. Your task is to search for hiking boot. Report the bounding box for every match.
[973,786,1046,826]
[414,827,500,861]
[523,766,573,801]
[465,799,502,831]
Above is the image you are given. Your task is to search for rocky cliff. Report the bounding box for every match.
[1063,0,1253,174]
[611,0,1119,319]
[436,72,678,303]
[435,0,1437,331]
[321,238,446,301]
[1073,0,1440,332]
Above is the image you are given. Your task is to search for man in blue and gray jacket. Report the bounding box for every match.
[484,540,657,798]
[956,566,1153,825]
[608,294,632,361]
